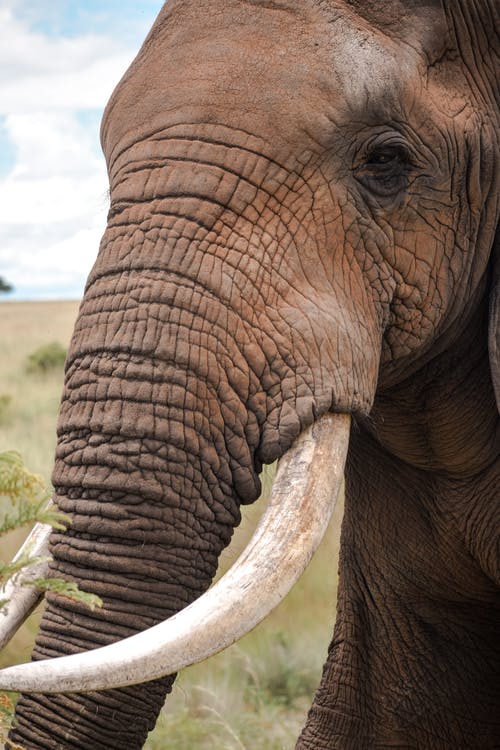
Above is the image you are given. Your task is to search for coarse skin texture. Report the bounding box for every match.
[8,0,499,748]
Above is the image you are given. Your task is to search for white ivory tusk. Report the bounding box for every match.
[0,412,350,693]
[0,512,54,650]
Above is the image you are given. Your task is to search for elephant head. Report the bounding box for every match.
[1,1,499,748]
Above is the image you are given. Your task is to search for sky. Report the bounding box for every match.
[0,0,164,300]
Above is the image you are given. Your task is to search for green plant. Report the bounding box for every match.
[0,693,24,750]
[0,450,102,610]
[25,342,67,375]
[0,451,102,743]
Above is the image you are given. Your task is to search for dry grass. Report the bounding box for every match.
[0,300,343,749]
[0,301,80,483]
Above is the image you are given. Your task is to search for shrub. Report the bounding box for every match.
[0,278,13,294]
[25,342,67,375]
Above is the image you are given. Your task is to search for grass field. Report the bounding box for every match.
[0,300,343,749]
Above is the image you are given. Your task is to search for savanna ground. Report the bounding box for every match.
[0,300,343,749]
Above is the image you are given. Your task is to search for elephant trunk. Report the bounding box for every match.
[9,269,264,748]
[7,125,369,747]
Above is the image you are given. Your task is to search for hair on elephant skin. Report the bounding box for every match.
[4,1,499,748]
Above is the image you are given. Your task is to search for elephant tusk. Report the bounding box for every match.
[0,412,350,693]
[0,511,53,650]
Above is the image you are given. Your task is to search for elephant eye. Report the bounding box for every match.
[355,143,413,198]
[366,146,404,166]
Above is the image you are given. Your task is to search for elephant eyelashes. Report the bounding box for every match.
[355,144,413,198]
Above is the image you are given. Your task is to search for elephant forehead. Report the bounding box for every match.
[102,0,420,157]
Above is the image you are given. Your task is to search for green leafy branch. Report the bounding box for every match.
[0,451,102,608]
[0,451,102,742]
[0,449,68,539]
[27,578,102,610]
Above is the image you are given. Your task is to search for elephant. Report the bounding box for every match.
[0,0,498,747]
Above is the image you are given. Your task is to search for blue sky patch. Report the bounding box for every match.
[76,109,105,154]
[16,0,164,43]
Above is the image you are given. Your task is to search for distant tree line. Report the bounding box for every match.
[0,277,13,294]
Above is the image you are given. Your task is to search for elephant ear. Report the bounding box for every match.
[489,229,500,412]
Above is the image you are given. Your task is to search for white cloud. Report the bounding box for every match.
[0,7,132,112]
[4,111,104,183]
[0,3,147,299]
[1,222,105,297]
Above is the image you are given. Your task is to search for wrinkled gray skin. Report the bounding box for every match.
[9,1,499,748]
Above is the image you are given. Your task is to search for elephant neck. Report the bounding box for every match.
[306,291,500,749]
[365,297,499,478]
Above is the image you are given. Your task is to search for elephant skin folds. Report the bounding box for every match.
[7,0,500,748]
